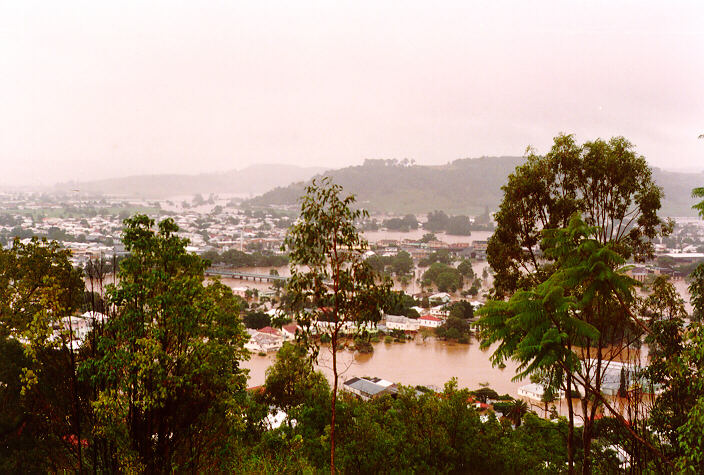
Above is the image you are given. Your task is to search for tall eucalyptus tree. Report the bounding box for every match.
[482,134,672,473]
[283,177,390,474]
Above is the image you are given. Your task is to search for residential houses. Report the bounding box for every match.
[384,314,420,332]
[245,328,283,353]
[517,383,565,401]
[342,376,398,401]
[418,315,442,328]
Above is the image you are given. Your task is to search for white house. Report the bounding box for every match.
[418,315,442,328]
[281,323,300,341]
[245,330,283,353]
[230,286,249,298]
[384,314,420,331]
[518,383,565,401]
[429,292,451,305]
[429,305,450,318]
[311,320,378,335]
[575,360,660,396]
[257,326,282,337]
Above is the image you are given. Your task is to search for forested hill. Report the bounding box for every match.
[53,164,326,198]
[244,158,704,217]
[245,157,524,215]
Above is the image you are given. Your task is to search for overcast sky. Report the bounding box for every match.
[1,1,702,187]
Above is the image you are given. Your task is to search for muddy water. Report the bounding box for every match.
[242,337,525,395]
[363,229,493,245]
[243,338,656,420]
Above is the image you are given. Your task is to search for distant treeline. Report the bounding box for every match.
[244,157,703,217]
[382,210,495,235]
[202,248,288,268]
[382,214,418,232]
[244,157,524,215]
[365,251,414,276]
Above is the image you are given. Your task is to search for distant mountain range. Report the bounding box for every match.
[52,159,704,217]
[243,157,704,217]
[53,164,327,198]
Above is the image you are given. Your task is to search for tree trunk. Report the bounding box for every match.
[581,398,592,475]
[566,377,575,475]
[67,317,84,473]
[330,329,337,475]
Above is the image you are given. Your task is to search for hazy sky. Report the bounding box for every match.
[1,1,702,186]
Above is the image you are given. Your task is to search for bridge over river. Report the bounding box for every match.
[205,268,288,283]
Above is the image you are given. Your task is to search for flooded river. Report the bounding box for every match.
[242,337,525,395]
[363,229,493,244]
[218,226,682,415]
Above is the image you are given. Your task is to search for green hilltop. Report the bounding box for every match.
[244,157,704,217]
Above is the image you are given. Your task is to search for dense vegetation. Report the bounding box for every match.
[245,157,527,215]
[364,250,414,277]
[4,137,704,472]
[202,248,288,268]
[382,214,419,231]
[244,157,704,216]
[424,210,493,235]
[479,134,704,473]
[422,262,464,292]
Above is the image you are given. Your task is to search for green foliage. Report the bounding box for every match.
[386,291,420,318]
[446,215,472,235]
[424,212,479,235]
[642,275,687,323]
[487,133,670,298]
[692,186,704,219]
[478,212,662,472]
[449,300,475,320]
[244,311,271,329]
[264,342,329,413]
[419,232,437,243]
[85,215,249,471]
[645,270,704,470]
[353,335,374,353]
[282,177,391,471]
[283,177,390,344]
[244,156,704,216]
[0,338,85,472]
[201,248,288,268]
[437,316,471,341]
[422,262,463,292]
[331,380,569,473]
[364,250,413,276]
[390,250,414,276]
[418,249,453,267]
[478,214,634,379]
[470,387,500,403]
[382,214,418,231]
[507,399,529,427]
[674,323,704,472]
[0,237,83,343]
[457,259,475,278]
[688,264,704,322]
[425,210,450,232]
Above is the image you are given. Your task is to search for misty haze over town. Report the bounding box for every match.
[1,2,704,473]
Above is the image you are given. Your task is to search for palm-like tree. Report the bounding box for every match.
[507,399,529,427]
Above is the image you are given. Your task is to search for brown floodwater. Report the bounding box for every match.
[242,336,526,395]
[363,229,494,244]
